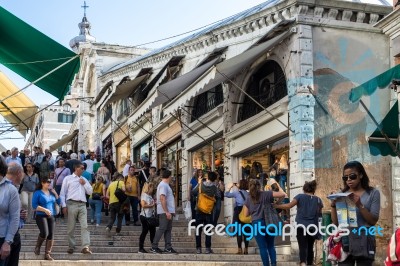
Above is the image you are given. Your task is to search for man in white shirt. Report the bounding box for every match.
[60,162,93,255]
[122,160,131,177]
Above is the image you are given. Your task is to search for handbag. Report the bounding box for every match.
[348,228,376,259]
[146,210,159,227]
[238,191,251,224]
[114,181,127,202]
[197,182,216,214]
[263,192,282,231]
[92,193,102,200]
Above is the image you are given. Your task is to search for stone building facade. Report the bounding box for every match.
[69,0,394,260]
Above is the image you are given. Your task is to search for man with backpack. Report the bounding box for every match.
[105,173,126,235]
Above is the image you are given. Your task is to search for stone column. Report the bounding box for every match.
[287,24,316,255]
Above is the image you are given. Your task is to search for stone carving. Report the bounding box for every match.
[314,7,324,18]
[328,9,338,20]
[342,10,353,21]
[356,12,366,23]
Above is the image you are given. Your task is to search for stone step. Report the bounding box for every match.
[18,261,301,266]
[21,245,259,254]
[19,252,293,262]
[16,261,275,266]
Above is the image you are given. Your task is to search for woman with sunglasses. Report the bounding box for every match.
[32,177,60,260]
[20,163,39,223]
[330,161,380,266]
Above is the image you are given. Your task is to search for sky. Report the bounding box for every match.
[0,0,268,150]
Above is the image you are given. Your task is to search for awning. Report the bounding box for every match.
[0,6,80,101]
[49,130,79,152]
[147,58,220,110]
[0,72,38,137]
[103,74,149,107]
[127,64,179,123]
[349,64,400,102]
[368,101,399,156]
[162,29,293,114]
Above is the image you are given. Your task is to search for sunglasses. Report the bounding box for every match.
[342,173,358,182]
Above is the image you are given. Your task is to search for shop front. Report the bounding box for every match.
[133,138,151,167]
[239,136,289,191]
[155,120,182,207]
[114,124,131,172]
[191,137,225,179]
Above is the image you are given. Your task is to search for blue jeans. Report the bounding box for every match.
[279,175,287,192]
[89,199,103,225]
[253,219,276,266]
[127,196,139,223]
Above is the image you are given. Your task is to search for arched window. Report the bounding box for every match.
[191,84,223,122]
[238,60,287,123]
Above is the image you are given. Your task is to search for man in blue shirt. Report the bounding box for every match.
[5,147,22,166]
[0,161,24,266]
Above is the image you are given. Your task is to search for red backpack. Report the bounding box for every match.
[386,228,400,266]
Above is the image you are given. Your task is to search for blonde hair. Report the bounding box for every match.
[142,182,154,194]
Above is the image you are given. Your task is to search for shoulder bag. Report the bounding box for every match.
[263,191,282,230]
[197,182,216,214]
[146,209,159,227]
[238,191,251,224]
[114,181,127,202]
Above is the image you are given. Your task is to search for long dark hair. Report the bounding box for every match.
[249,179,261,204]
[342,161,373,192]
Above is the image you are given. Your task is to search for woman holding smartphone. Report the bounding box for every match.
[32,177,61,260]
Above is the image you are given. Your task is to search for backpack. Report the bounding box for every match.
[385,228,400,266]
[114,181,127,203]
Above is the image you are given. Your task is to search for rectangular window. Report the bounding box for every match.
[58,113,76,123]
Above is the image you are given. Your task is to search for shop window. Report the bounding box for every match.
[240,137,289,190]
[102,134,113,158]
[116,139,131,172]
[191,84,223,122]
[134,139,152,168]
[191,137,225,179]
[157,139,182,207]
[238,60,287,123]
[58,113,76,123]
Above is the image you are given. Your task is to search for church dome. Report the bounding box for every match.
[69,15,96,50]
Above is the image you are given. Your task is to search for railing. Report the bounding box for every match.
[191,85,223,122]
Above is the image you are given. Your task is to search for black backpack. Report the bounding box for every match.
[114,181,127,202]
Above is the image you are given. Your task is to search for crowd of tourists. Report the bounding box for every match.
[0,146,387,266]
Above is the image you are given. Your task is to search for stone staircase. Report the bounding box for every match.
[18,211,296,265]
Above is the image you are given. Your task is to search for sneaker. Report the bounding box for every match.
[196,248,202,254]
[205,248,213,254]
[164,248,178,254]
[96,224,99,227]
[81,247,93,254]
[138,248,148,253]
[105,227,111,235]
[90,219,94,225]
[149,247,163,254]
[67,248,74,254]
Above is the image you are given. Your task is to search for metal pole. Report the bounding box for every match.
[216,69,293,133]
